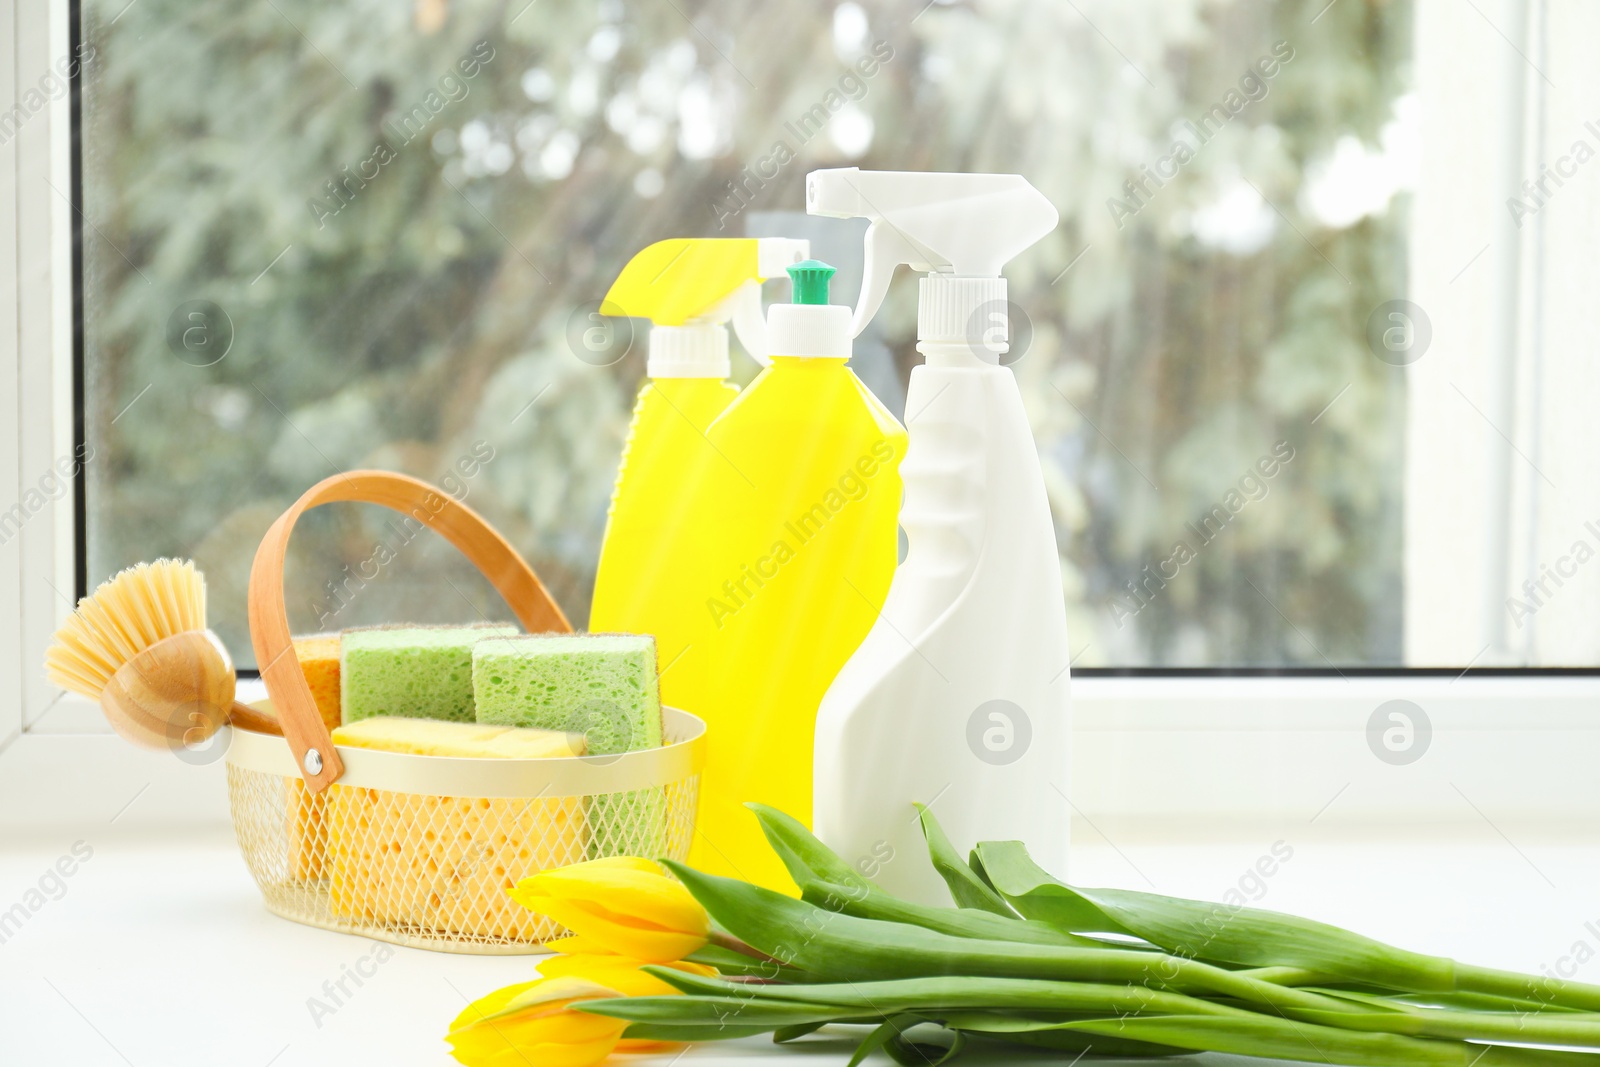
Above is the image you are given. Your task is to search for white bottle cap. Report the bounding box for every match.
[767,303,853,359]
[919,275,1009,356]
[647,323,730,378]
[766,259,852,358]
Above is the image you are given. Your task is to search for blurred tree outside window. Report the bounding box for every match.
[79,0,1424,669]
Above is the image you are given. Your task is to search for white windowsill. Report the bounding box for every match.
[5,674,1597,833]
[2,821,1594,1066]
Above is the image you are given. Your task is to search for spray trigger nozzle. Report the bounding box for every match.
[806,168,1059,339]
[603,237,809,373]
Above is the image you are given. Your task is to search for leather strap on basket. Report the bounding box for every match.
[248,470,573,791]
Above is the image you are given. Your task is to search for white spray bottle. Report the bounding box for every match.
[809,168,1070,904]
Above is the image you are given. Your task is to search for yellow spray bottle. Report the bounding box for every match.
[674,260,908,892]
[590,238,808,662]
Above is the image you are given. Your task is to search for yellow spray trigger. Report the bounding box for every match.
[602,239,762,326]
[603,238,809,368]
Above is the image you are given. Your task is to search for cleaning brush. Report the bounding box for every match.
[46,559,280,749]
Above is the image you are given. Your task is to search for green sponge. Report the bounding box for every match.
[340,623,518,725]
[473,633,665,859]
[471,634,662,753]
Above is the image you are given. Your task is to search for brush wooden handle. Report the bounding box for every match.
[228,700,283,736]
[248,470,573,791]
[97,630,284,748]
[100,629,237,749]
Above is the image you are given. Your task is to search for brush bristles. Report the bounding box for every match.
[44,559,208,699]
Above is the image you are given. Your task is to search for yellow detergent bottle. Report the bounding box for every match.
[590,237,807,659]
[677,260,907,892]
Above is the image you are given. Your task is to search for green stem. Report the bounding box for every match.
[1390,991,1586,1015]
[1295,1003,1600,1048]
[1056,1015,1600,1067]
[1306,984,1588,1016]
[1457,964,1600,1013]
[665,861,1386,1022]
[596,972,1600,1067]
[706,929,774,959]
[685,942,813,982]
[801,880,1104,949]
[667,970,1600,1053]
[1240,966,1339,985]
[652,970,1255,1020]
[1462,1048,1600,1067]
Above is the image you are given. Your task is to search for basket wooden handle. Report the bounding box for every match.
[248,470,573,791]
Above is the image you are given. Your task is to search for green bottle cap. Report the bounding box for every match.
[787,259,836,306]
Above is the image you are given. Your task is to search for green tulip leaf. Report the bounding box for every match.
[848,1015,925,1067]
[799,877,1101,949]
[976,839,1456,992]
[887,1024,966,1067]
[749,803,1098,948]
[915,804,1015,916]
[661,860,1385,1020]
[748,803,871,892]
[773,1022,827,1043]
[617,1020,790,1042]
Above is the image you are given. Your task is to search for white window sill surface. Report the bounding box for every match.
[1,822,1594,1066]
[7,674,1600,831]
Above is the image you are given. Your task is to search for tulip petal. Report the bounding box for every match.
[449,979,543,1035]
[544,934,610,955]
[510,858,712,964]
[499,977,621,1017]
[538,953,719,997]
[512,892,707,962]
[453,978,621,1033]
[528,867,710,936]
[446,976,631,1067]
[451,1010,623,1052]
[617,1039,681,1052]
[520,889,691,940]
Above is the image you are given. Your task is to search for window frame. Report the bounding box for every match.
[5,0,81,739]
[6,0,1600,832]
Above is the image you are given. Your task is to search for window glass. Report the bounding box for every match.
[80,0,1427,668]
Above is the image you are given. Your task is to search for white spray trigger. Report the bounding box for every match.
[855,220,941,338]
[807,168,1060,339]
[701,239,809,367]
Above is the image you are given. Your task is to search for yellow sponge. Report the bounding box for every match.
[330,717,585,758]
[323,717,588,939]
[325,788,585,940]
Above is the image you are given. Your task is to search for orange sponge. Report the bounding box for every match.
[292,633,342,730]
[285,633,341,882]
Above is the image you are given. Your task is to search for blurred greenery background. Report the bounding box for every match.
[81,0,1412,669]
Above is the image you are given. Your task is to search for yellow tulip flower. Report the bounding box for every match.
[536,953,717,1053]
[447,951,717,1065]
[446,976,626,1067]
[537,952,717,996]
[511,856,711,963]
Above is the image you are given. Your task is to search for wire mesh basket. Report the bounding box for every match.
[235,470,706,954]
[224,708,704,953]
